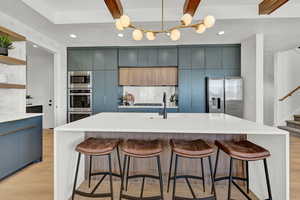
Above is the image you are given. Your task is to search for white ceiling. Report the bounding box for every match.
[0,0,299,53]
[21,0,300,24]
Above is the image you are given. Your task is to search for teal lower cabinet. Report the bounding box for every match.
[118,107,179,113]
[0,116,42,180]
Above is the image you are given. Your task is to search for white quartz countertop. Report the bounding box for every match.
[55,112,287,135]
[0,113,43,123]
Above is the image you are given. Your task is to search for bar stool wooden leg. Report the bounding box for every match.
[108,154,114,200]
[172,155,179,200]
[228,158,233,200]
[72,152,81,200]
[167,150,174,193]
[125,156,131,191]
[201,158,206,192]
[246,161,249,193]
[263,159,273,200]
[157,155,164,200]
[88,155,92,188]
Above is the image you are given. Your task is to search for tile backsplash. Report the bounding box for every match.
[122,86,177,104]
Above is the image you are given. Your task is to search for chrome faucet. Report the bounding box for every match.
[159,92,167,119]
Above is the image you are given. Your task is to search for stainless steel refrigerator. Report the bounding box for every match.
[206,77,243,118]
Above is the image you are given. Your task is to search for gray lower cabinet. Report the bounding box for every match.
[0,116,42,180]
[93,70,118,113]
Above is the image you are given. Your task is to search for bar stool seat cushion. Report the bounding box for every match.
[170,139,214,158]
[75,138,119,156]
[215,140,271,161]
[121,139,163,157]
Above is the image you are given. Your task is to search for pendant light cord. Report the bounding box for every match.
[161,0,164,31]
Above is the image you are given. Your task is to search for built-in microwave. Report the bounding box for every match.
[68,71,92,88]
[68,112,92,123]
[68,89,92,112]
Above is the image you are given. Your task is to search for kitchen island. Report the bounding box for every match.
[54,113,289,200]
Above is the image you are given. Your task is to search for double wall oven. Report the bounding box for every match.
[68,71,93,122]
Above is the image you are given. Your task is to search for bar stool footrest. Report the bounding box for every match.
[170,175,204,181]
[91,171,121,178]
[127,174,160,180]
[174,196,216,200]
[75,190,112,198]
[214,176,247,182]
[121,194,162,200]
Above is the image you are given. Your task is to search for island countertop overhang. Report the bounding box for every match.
[55,112,287,135]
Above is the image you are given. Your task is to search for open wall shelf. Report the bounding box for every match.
[0,83,26,89]
[0,55,26,65]
[0,26,26,41]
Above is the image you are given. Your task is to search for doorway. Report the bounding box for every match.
[26,42,55,129]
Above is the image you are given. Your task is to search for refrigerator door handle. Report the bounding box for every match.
[217,98,221,109]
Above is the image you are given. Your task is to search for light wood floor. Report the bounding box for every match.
[0,130,299,200]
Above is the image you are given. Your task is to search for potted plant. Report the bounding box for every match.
[0,35,14,56]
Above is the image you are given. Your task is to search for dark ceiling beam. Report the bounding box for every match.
[183,0,202,16]
[104,0,123,19]
[259,0,289,15]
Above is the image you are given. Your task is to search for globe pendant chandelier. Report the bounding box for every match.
[115,0,215,41]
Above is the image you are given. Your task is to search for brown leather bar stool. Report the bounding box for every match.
[119,139,164,200]
[214,140,272,200]
[71,138,122,200]
[167,139,217,200]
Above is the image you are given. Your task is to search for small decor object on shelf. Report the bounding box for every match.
[0,35,14,56]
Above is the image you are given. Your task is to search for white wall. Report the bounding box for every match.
[274,49,300,126]
[0,11,67,127]
[241,34,264,123]
[0,41,26,113]
[264,51,275,126]
[27,45,54,128]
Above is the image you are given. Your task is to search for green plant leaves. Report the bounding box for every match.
[0,35,14,49]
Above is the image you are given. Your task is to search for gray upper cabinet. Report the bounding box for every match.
[222,46,241,69]
[178,47,192,69]
[178,69,192,112]
[191,47,205,69]
[205,47,222,69]
[158,47,178,66]
[68,49,93,71]
[94,48,118,70]
[119,48,138,66]
[138,48,158,66]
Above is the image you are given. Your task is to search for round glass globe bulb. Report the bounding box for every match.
[132,29,143,41]
[204,15,215,28]
[146,32,156,40]
[181,13,193,26]
[170,29,181,41]
[120,15,131,28]
[115,19,124,31]
[196,24,206,34]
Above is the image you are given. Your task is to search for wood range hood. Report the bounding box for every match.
[119,67,178,86]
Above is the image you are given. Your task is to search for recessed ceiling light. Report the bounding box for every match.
[33,44,38,48]
[69,34,77,38]
[217,31,225,35]
[118,33,124,38]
